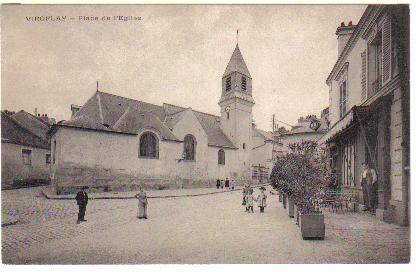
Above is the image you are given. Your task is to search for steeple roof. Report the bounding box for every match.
[223,44,251,78]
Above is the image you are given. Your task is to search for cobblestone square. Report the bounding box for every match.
[1,186,410,264]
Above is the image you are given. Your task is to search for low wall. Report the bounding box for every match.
[53,164,250,194]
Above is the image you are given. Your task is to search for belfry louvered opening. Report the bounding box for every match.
[225,77,231,92]
[241,76,247,92]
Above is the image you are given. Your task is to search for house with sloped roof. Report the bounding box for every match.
[279,109,329,153]
[1,111,52,188]
[49,44,278,191]
[251,126,283,182]
[318,5,409,226]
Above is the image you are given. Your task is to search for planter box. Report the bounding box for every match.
[299,213,325,240]
[282,194,287,209]
[288,197,295,218]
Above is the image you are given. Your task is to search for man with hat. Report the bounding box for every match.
[75,186,89,224]
[360,163,377,212]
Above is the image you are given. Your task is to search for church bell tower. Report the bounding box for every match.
[218,43,255,180]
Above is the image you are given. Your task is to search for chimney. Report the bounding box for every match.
[38,113,50,124]
[71,104,81,117]
[336,21,357,57]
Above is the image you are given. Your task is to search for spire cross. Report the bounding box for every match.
[97,80,99,92]
[236,29,239,44]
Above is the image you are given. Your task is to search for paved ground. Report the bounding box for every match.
[1,186,410,264]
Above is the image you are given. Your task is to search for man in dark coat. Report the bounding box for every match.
[225,178,230,188]
[76,186,89,224]
[216,179,220,189]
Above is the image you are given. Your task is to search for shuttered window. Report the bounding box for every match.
[241,76,247,92]
[225,77,231,92]
[382,17,392,85]
[361,50,367,101]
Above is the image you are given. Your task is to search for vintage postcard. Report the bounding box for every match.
[0,2,410,266]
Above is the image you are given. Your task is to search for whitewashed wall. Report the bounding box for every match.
[1,143,50,185]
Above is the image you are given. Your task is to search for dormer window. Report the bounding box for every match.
[225,77,231,92]
[241,76,247,92]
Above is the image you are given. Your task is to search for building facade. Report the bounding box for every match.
[1,111,52,188]
[279,110,329,153]
[318,5,410,226]
[49,44,278,192]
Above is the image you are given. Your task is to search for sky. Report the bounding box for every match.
[1,4,366,131]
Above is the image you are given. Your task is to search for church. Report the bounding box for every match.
[49,44,278,192]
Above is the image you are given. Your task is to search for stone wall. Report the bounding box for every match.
[51,125,251,193]
[389,86,408,226]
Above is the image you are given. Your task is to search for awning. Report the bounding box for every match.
[317,106,369,145]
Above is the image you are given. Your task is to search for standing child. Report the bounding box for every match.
[242,184,248,209]
[245,191,255,213]
[257,187,267,213]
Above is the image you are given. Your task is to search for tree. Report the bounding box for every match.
[270,140,334,213]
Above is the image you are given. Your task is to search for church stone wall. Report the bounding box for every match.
[51,126,241,192]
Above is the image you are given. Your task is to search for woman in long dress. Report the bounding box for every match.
[135,187,148,219]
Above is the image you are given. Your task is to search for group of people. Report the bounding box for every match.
[242,184,267,213]
[216,178,235,190]
[75,182,270,224]
[75,186,149,224]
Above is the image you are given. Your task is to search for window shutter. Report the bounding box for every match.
[360,50,367,101]
[382,17,392,85]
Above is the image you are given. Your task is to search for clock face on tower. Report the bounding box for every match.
[225,106,231,113]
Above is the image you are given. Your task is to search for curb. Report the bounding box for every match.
[41,183,272,200]
[1,221,20,228]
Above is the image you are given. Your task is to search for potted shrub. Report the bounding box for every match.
[294,203,299,225]
[288,196,295,218]
[270,140,333,240]
[282,193,287,209]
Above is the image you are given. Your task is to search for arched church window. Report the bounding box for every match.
[242,76,247,92]
[225,77,231,92]
[139,132,159,158]
[218,149,225,165]
[184,135,196,161]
